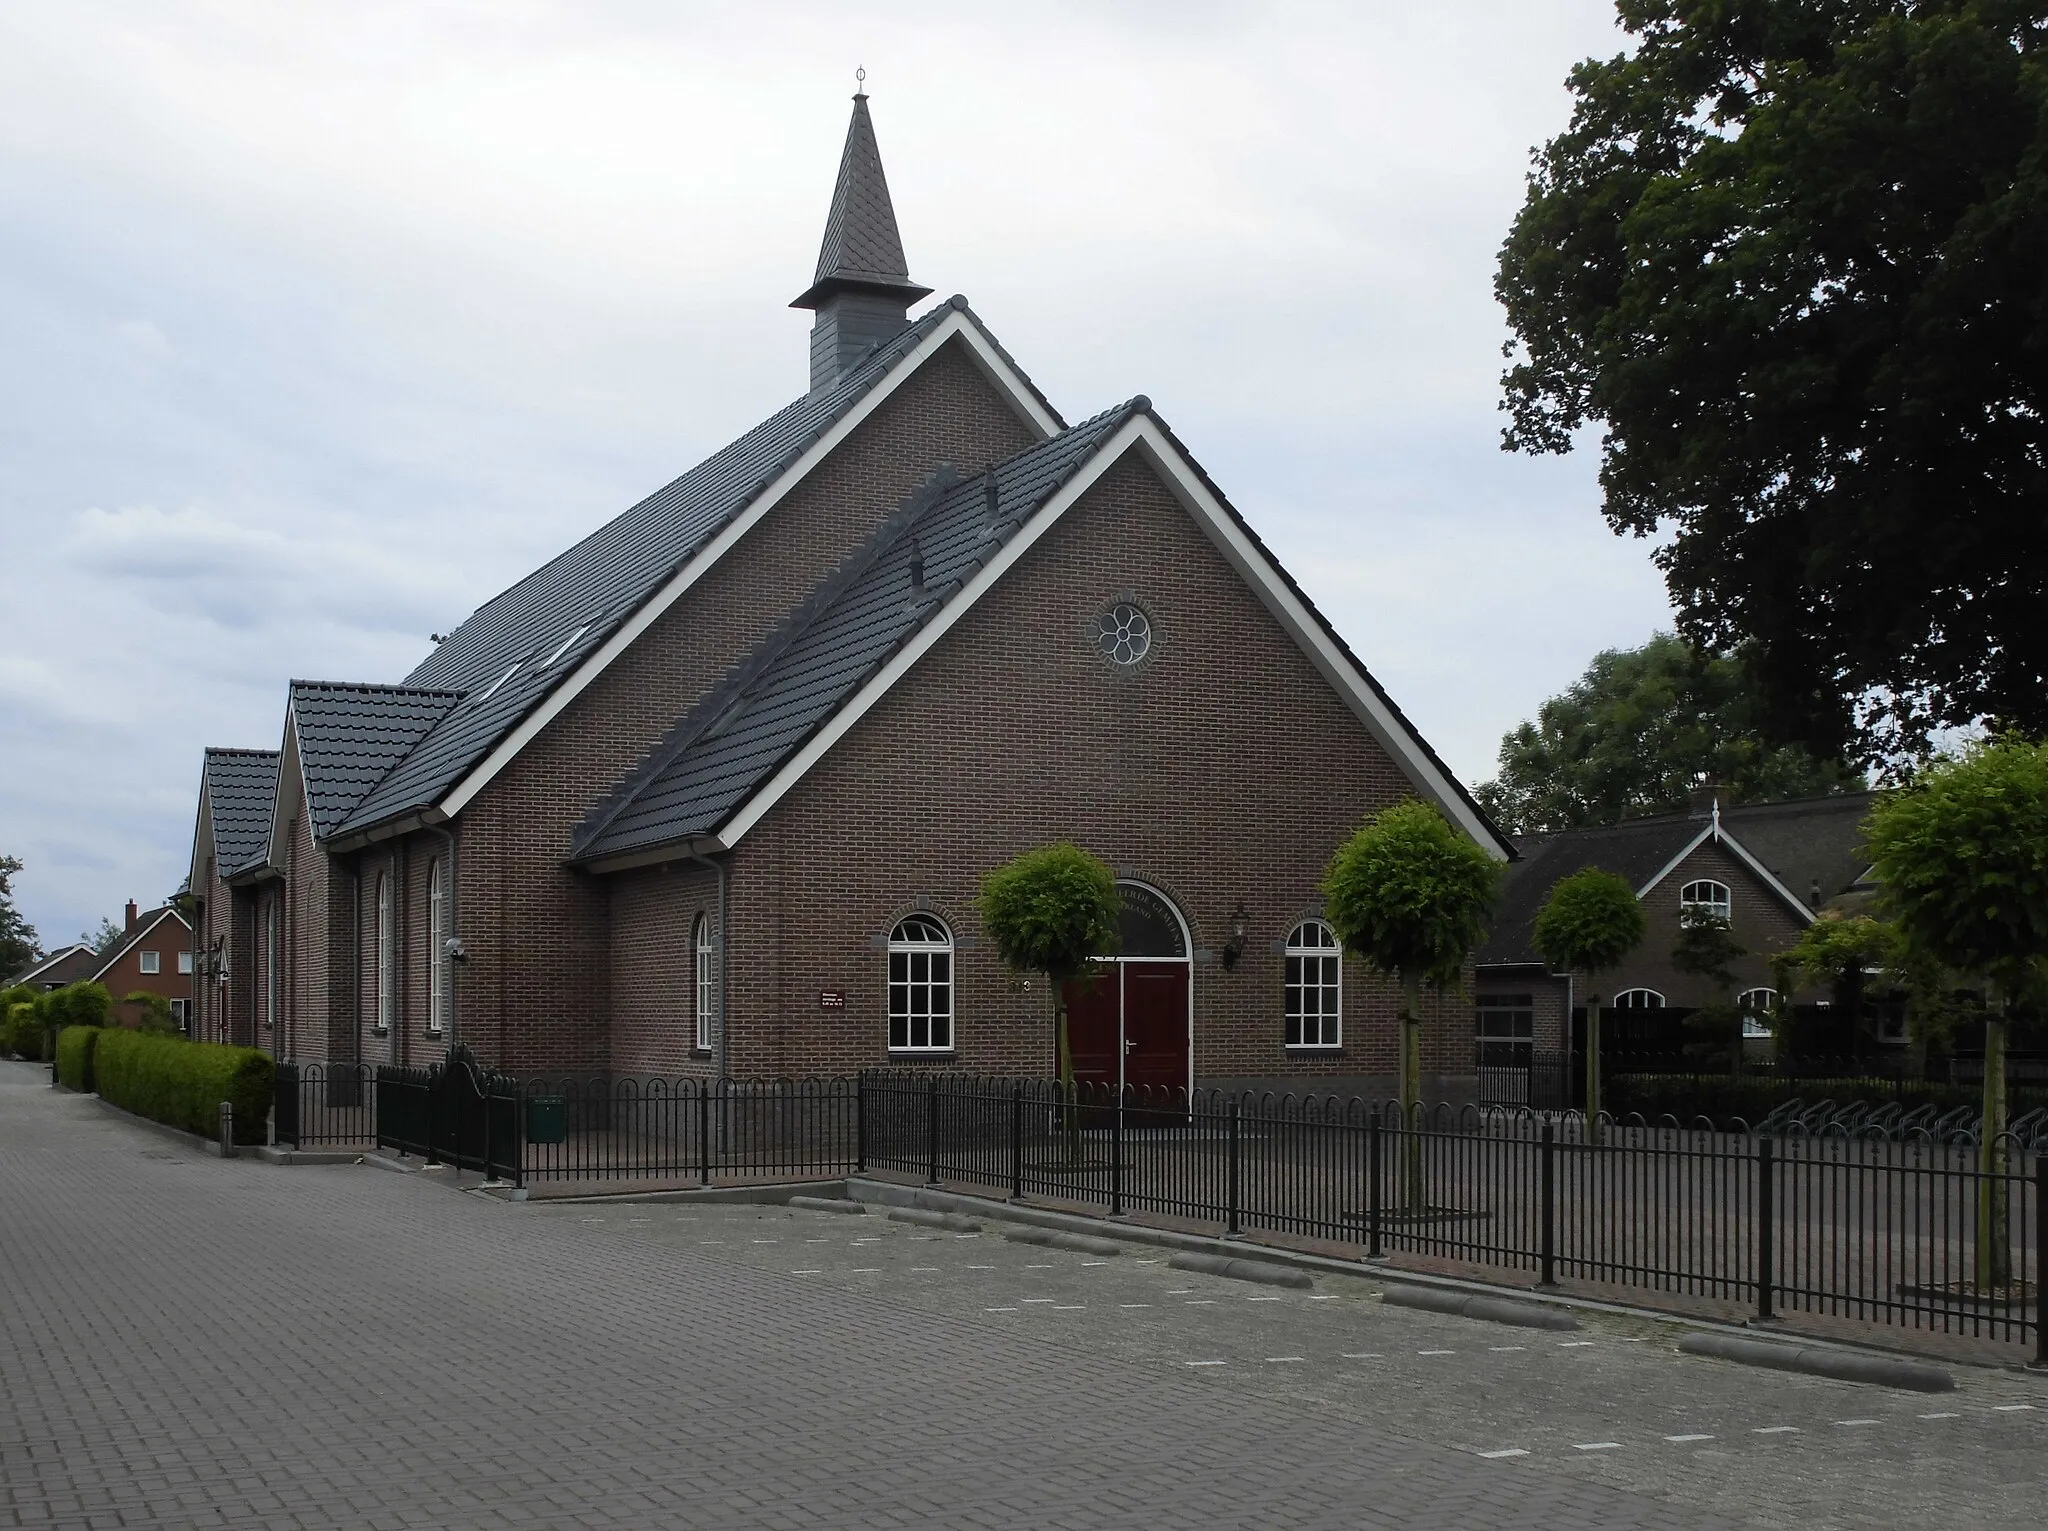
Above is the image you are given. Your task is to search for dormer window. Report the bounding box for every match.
[1680,879,1732,921]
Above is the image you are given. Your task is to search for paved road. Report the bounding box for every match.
[1,1062,2039,1530]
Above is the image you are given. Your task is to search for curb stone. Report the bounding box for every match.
[787,1195,869,1215]
[1169,1251,1313,1289]
[1678,1332,1955,1391]
[1003,1226,1125,1257]
[886,1207,984,1232]
[1382,1285,1578,1331]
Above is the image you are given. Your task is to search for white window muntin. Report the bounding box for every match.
[1611,988,1665,1009]
[263,901,279,1030]
[375,872,394,1033]
[694,913,714,1052]
[138,950,160,975]
[888,914,953,1053]
[427,859,446,1034]
[1738,986,1778,1038]
[1283,919,1341,1048]
[1680,879,1733,920]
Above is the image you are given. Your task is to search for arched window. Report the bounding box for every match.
[694,913,714,1053]
[1611,988,1665,1009]
[427,859,446,1034]
[888,915,953,1053]
[1283,920,1342,1048]
[263,900,279,1031]
[1738,986,1778,1038]
[1680,879,1733,921]
[375,872,394,1033]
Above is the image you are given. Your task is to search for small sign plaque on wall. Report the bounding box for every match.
[818,990,846,1009]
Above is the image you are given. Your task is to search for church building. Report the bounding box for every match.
[186,94,1511,1098]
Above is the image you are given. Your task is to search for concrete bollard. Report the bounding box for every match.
[218,1101,237,1159]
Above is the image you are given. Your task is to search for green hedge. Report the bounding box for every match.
[3,998,45,1061]
[93,1029,273,1145]
[55,1025,101,1092]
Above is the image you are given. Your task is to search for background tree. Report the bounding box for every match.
[1324,801,1500,1206]
[1670,908,1746,1078]
[85,917,122,955]
[1498,4,2048,762]
[1865,736,2048,1290]
[0,854,42,978]
[1477,635,1861,833]
[1533,868,1647,1126]
[1770,913,1901,1064]
[978,843,1121,1110]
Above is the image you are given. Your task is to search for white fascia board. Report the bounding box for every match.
[188,772,214,896]
[435,310,1057,821]
[15,945,91,984]
[1119,422,1510,859]
[718,415,1506,858]
[258,713,303,876]
[1639,821,1815,924]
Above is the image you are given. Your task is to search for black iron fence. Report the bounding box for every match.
[273,1061,375,1147]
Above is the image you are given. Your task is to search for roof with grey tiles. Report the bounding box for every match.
[573,401,1143,862]
[6,944,98,988]
[334,301,1055,839]
[289,682,464,841]
[202,748,281,877]
[792,93,929,308]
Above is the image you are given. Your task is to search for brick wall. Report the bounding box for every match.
[671,450,1486,1093]
[458,339,1039,1074]
[609,861,721,1076]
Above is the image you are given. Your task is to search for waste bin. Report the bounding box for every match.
[525,1095,569,1146]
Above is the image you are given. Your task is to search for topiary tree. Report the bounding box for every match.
[978,843,1121,1106]
[1533,868,1646,1127]
[1671,908,1747,1079]
[1866,736,2048,1291]
[1325,801,1500,1208]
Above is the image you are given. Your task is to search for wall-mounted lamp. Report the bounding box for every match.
[445,935,469,965]
[1221,902,1250,969]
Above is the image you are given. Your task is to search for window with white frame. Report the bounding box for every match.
[170,998,189,1030]
[1283,920,1342,1048]
[1611,988,1665,1008]
[694,913,714,1052]
[264,902,279,1030]
[1475,993,1535,1068]
[1680,879,1733,921]
[1738,986,1778,1038]
[888,915,953,1052]
[427,859,447,1033]
[375,872,394,1033]
[139,950,160,975]
[177,950,193,975]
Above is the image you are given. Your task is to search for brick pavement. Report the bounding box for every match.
[0,1061,1965,1529]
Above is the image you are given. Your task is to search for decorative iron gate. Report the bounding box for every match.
[373,1046,522,1185]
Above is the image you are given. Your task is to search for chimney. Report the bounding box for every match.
[124,899,138,931]
[1687,781,1723,819]
[790,89,932,392]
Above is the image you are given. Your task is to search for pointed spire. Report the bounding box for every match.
[793,85,932,392]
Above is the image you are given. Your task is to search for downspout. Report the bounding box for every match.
[686,850,729,1080]
[351,861,364,1068]
[422,824,459,1057]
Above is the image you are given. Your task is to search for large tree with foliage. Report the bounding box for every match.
[1865,735,2048,1289]
[1498,2,2048,762]
[1477,634,1861,833]
[0,855,41,979]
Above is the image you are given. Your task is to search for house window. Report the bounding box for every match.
[694,913,714,1053]
[1475,993,1535,1068]
[177,950,193,975]
[888,915,953,1052]
[1611,988,1665,1008]
[1738,986,1778,1039]
[263,902,279,1030]
[1680,879,1733,921]
[139,950,160,975]
[170,998,189,1031]
[427,859,447,1034]
[375,872,394,1033]
[1283,920,1342,1048]
[1093,602,1152,667]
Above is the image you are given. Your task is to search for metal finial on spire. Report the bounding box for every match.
[855,66,865,99]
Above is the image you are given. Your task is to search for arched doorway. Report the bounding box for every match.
[1064,881,1192,1097]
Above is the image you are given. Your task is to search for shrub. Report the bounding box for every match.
[42,981,110,1032]
[93,1029,273,1145]
[4,997,46,1060]
[55,1025,101,1092]
[123,991,180,1034]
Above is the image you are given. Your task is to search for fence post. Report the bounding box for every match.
[513,1085,526,1194]
[1010,1084,1024,1202]
[1755,1135,1775,1323]
[697,1079,711,1188]
[1111,1087,1124,1217]
[2034,1157,2046,1370]
[855,1072,868,1174]
[481,1078,496,1185]
[1367,1108,1383,1260]
[925,1074,939,1187]
[1539,1117,1557,1289]
[1227,1099,1242,1237]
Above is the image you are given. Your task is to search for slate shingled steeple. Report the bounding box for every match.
[792,90,932,392]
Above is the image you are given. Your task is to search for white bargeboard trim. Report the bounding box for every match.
[1637,821,1816,924]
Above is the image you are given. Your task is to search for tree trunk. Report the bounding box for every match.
[1976,1012,2010,1290]
[1584,990,1602,1142]
[1055,987,1078,1165]
[1400,977,1424,1211]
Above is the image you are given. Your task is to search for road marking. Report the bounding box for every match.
[852,1238,879,1245]
[1247,1295,1284,1302]
[849,1268,880,1274]
[953,1233,982,1239]
[1025,1264,1055,1270]
[1836,1419,1880,1427]
[1993,1404,2036,1412]
[1165,1288,1196,1294]
[1264,1356,1306,1363]
[1573,1442,1622,1452]
[1919,1413,1961,1420]
[805,1237,830,1243]
[751,1239,779,1244]
[1184,1299,1219,1305]
[1052,1304,1085,1310]
[1558,1341,1594,1348]
[1476,1449,1529,1460]
[1020,1298,1057,1304]
[909,1267,940,1273]
[1081,1261,1110,1267]
[1341,1352,1382,1359]
[1307,1295,1341,1301]
[1184,1360,1227,1367]
[985,1306,1018,1313]
[1488,1346,1526,1353]
[1619,1337,1645,1343]
[1419,1349,1456,1356]
[1753,1426,1798,1435]
[627,1218,650,1223]
[964,1264,996,1270]
[1118,1303,1153,1309]
[789,1269,822,1275]
[1664,1434,1713,1443]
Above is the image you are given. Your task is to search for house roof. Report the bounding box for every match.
[575,402,1143,864]
[1477,792,1873,967]
[792,92,930,310]
[202,748,282,877]
[333,300,1058,841]
[288,681,463,841]
[89,906,190,982]
[7,944,96,988]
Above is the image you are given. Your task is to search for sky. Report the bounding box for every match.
[0,0,1673,950]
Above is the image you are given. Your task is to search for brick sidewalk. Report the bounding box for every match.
[0,1061,1750,1530]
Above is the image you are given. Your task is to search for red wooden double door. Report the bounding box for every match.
[1064,961,1190,1096]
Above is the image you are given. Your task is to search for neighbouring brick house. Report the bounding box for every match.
[1472,790,1877,1090]
[184,93,1511,1096]
[89,901,196,1029]
[8,944,99,991]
